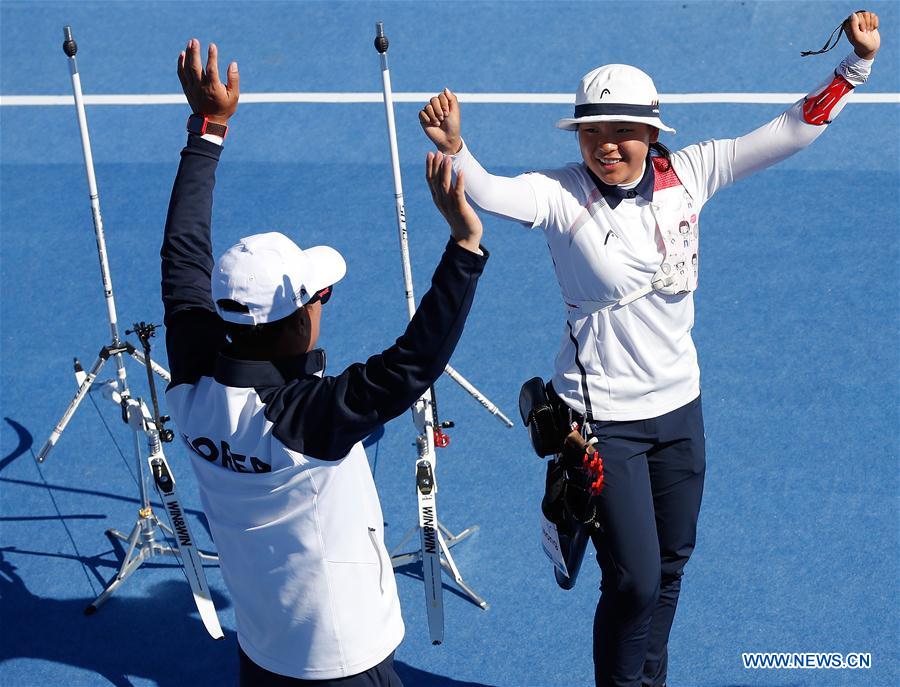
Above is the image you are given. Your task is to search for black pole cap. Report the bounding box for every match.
[374,21,389,54]
[63,25,77,57]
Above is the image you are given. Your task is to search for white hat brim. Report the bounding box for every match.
[302,245,347,296]
[556,113,676,134]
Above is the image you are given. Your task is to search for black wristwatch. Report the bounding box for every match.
[186,114,228,139]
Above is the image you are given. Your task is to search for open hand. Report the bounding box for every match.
[426,151,482,254]
[177,39,239,124]
[419,89,462,155]
[845,11,880,60]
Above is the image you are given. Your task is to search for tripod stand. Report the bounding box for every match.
[84,324,223,639]
[389,511,488,610]
[374,22,511,645]
[36,26,172,465]
[36,26,221,639]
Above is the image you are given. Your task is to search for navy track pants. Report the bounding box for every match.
[239,648,403,687]
[589,394,706,687]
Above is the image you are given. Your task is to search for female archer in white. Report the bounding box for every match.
[420,12,880,687]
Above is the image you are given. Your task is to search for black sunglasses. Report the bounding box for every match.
[308,285,333,306]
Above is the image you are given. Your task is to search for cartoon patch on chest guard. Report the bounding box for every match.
[647,189,699,297]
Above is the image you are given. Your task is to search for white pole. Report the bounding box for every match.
[63,26,130,399]
[376,26,417,322]
[375,21,445,645]
[445,364,513,427]
[374,24,512,429]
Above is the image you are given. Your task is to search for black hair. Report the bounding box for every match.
[649,140,672,171]
[221,306,303,354]
[225,318,292,349]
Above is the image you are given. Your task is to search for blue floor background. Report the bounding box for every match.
[1,2,898,686]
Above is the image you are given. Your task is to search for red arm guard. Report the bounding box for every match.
[802,73,854,125]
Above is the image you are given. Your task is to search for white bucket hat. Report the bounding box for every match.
[211,231,347,325]
[556,64,675,134]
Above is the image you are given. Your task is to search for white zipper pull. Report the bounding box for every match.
[368,527,385,594]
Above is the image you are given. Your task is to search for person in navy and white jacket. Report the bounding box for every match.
[162,39,488,687]
[419,11,879,687]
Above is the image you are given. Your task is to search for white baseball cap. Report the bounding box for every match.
[211,231,347,325]
[555,64,675,134]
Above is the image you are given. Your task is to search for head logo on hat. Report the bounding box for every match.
[556,64,676,134]
[211,232,347,325]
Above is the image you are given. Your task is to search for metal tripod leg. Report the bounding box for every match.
[130,349,171,383]
[36,354,108,463]
[390,518,488,610]
[85,507,178,615]
[389,524,421,567]
[438,520,478,548]
[437,529,488,609]
[38,345,170,465]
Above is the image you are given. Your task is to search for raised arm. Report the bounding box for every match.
[420,88,538,224]
[161,39,239,386]
[269,155,489,460]
[673,12,880,204]
[732,9,878,182]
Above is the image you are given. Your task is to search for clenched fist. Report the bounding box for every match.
[845,11,880,60]
[419,89,463,155]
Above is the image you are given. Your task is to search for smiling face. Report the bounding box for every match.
[577,121,659,186]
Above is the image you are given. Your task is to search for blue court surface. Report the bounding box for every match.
[1,2,898,686]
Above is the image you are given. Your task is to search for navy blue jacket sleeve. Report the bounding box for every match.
[160,135,227,387]
[262,241,488,461]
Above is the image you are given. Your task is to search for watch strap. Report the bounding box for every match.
[187,114,228,139]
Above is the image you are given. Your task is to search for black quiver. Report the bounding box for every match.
[519,377,601,590]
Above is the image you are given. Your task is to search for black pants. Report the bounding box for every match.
[589,395,706,687]
[239,647,403,687]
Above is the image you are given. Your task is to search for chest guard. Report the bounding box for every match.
[647,157,698,296]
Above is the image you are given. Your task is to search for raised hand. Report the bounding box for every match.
[177,39,239,125]
[845,11,880,60]
[419,89,463,155]
[426,151,482,254]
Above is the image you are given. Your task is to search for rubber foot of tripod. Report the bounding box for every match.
[432,640,441,646]
[84,604,97,616]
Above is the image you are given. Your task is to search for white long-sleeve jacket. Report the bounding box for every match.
[451,52,873,421]
[161,137,489,679]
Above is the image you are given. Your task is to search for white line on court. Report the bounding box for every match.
[1,92,898,106]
